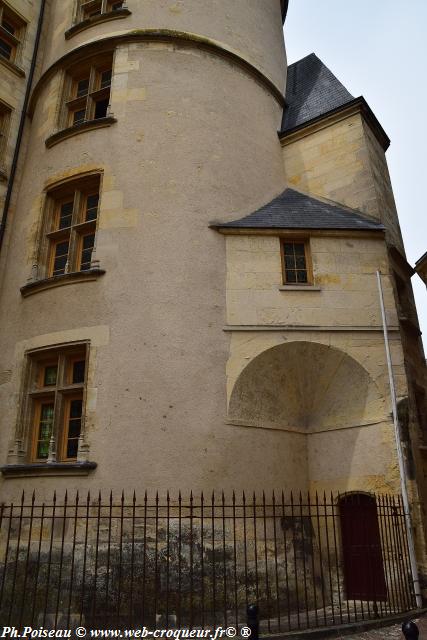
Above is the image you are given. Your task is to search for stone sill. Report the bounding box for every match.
[1,461,97,478]
[65,8,132,39]
[278,285,321,291]
[20,268,105,297]
[45,117,117,148]
[0,54,25,77]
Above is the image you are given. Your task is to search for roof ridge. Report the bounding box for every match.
[282,53,354,132]
[287,52,318,69]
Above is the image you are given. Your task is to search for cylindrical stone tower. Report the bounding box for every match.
[0,1,288,495]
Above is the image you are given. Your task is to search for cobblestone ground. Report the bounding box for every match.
[336,613,427,639]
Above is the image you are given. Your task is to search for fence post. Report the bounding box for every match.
[247,604,259,640]
[402,621,419,640]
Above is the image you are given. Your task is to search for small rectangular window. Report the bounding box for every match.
[281,239,312,285]
[27,345,88,463]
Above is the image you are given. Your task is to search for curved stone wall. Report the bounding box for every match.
[0,0,288,497]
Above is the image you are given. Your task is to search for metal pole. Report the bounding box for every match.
[376,270,422,608]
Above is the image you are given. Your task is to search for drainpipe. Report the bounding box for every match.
[0,0,46,251]
[376,270,423,608]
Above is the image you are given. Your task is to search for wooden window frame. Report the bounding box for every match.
[77,0,125,22]
[280,238,313,286]
[0,2,26,65]
[41,174,101,279]
[27,345,88,463]
[63,54,113,130]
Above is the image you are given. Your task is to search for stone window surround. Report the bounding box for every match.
[22,170,105,295]
[1,341,97,478]
[65,2,131,40]
[0,1,27,69]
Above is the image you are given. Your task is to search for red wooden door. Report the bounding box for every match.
[340,494,387,601]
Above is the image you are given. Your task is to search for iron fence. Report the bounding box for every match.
[0,491,416,632]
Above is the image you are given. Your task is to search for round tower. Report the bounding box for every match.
[0,1,288,494]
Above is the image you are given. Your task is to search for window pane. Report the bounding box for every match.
[283,243,294,255]
[294,243,305,255]
[70,399,83,418]
[94,98,108,119]
[100,69,112,89]
[73,109,86,125]
[36,403,54,459]
[0,38,12,60]
[2,20,16,35]
[55,240,69,255]
[66,398,82,459]
[53,240,69,276]
[285,255,295,269]
[286,270,297,283]
[295,255,307,270]
[76,78,89,97]
[72,360,86,384]
[43,365,58,386]
[80,234,95,270]
[41,403,54,421]
[37,441,50,459]
[68,418,82,439]
[85,193,99,221]
[297,270,308,283]
[67,439,79,459]
[83,234,94,250]
[58,201,73,229]
[111,1,124,10]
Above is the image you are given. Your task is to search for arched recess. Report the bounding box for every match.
[228,341,385,432]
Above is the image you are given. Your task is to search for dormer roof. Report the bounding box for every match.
[211,188,385,232]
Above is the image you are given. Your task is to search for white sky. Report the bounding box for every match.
[284,0,427,350]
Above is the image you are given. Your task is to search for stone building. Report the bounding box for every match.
[0,0,426,595]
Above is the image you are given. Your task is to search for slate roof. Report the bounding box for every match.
[212,189,385,232]
[282,0,289,22]
[282,53,354,132]
[416,252,427,267]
